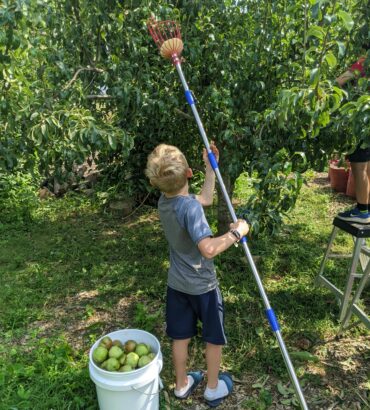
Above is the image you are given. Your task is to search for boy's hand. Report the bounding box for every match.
[230,219,249,238]
[203,141,219,169]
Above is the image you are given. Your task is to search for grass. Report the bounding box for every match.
[0,172,369,409]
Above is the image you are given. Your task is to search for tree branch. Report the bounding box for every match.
[64,67,104,90]
[174,108,193,120]
[86,95,115,99]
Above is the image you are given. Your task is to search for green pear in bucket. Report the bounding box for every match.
[112,340,123,348]
[135,343,149,357]
[138,355,152,368]
[124,340,137,353]
[99,336,113,350]
[125,352,139,368]
[119,353,127,365]
[108,345,123,359]
[106,357,120,371]
[119,364,133,372]
[92,346,108,364]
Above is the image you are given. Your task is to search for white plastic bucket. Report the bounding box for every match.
[89,329,163,410]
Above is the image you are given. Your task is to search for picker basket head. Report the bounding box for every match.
[147,17,183,60]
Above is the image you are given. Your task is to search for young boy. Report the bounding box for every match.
[145,143,249,407]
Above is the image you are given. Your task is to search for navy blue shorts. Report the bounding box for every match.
[166,286,227,345]
[347,143,370,163]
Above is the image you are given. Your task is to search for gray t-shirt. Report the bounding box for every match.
[158,193,218,295]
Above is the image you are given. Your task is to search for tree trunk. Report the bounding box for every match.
[216,172,236,235]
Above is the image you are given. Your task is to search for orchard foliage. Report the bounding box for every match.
[0,0,369,232]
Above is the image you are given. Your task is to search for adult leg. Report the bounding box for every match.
[337,160,370,222]
[351,161,369,206]
[367,161,370,204]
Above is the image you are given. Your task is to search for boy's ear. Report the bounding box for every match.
[186,168,193,178]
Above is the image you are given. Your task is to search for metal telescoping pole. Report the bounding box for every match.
[174,60,309,410]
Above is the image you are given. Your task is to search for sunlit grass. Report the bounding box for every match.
[0,175,368,409]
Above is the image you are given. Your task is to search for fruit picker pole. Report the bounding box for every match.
[147,19,308,410]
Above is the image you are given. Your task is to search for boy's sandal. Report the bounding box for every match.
[205,372,233,408]
[175,370,204,400]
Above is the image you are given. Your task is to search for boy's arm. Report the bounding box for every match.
[198,219,249,259]
[196,143,219,207]
[196,165,215,206]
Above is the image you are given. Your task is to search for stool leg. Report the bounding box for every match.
[316,226,338,283]
[339,238,364,322]
[341,260,370,329]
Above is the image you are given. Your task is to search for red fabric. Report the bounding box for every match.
[349,56,366,77]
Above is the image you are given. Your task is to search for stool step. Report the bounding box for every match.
[316,219,370,330]
[328,253,352,258]
[333,217,370,238]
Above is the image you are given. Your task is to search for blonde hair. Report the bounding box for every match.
[145,144,189,194]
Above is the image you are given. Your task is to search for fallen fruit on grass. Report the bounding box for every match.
[109,345,123,359]
[93,346,108,364]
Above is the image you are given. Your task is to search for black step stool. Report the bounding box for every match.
[316,217,370,329]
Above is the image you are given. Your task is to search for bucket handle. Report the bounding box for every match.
[131,377,164,396]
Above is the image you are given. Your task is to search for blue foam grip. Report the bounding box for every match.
[207,151,219,170]
[240,236,247,244]
[185,90,195,105]
[265,308,280,332]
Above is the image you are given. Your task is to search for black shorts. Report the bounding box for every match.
[166,286,227,345]
[347,143,370,163]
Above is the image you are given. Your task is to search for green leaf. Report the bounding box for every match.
[338,10,354,32]
[325,52,337,68]
[108,134,117,150]
[307,25,325,40]
[290,351,320,362]
[277,382,290,397]
[337,41,346,58]
[309,68,320,86]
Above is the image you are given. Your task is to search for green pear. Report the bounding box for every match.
[119,364,133,372]
[125,352,139,368]
[109,345,123,359]
[135,343,149,357]
[124,340,137,353]
[106,357,120,371]
[138,355,152,368]
[112,340,123,348]
[148,352,156,360]
[93,346,108,364]
[99,336,113,350]
[100,359,109,369]
[119,353,127,365]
